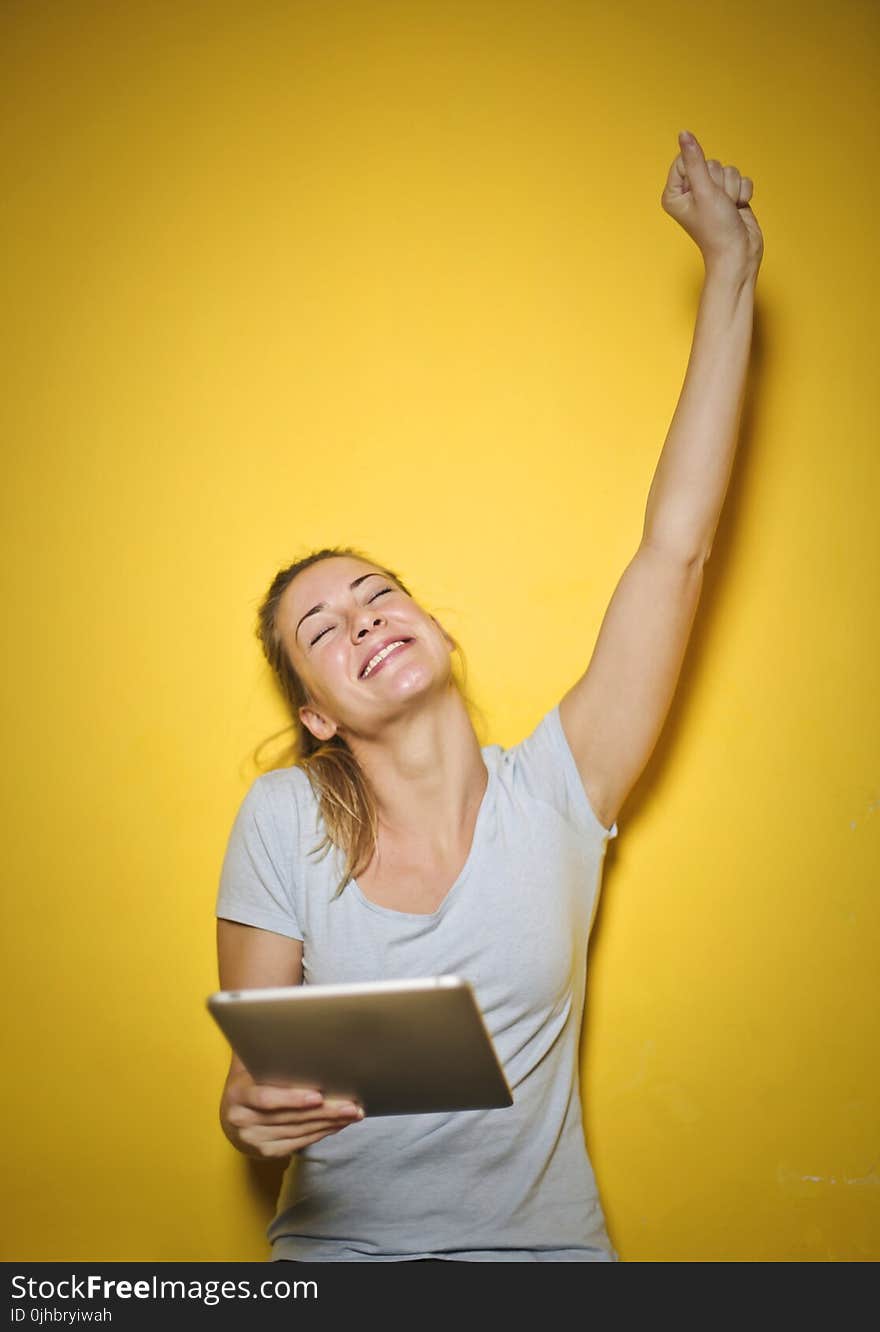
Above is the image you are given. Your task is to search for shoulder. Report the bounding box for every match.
[230,764,316,842]
[490,704,618,843]
[252,763,314,803]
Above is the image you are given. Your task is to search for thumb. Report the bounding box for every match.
[677,130,712,197]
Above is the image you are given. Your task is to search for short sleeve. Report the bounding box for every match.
[503,703,618,843]
[215,775,304,941]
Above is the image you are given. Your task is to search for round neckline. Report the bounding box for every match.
[349,755,495,921]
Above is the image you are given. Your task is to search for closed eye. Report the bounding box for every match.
[309,587,393,646]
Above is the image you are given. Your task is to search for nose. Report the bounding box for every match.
[353,611,384,641]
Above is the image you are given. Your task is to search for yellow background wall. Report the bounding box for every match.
[2,0,877,1262]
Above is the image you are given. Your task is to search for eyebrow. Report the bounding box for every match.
[295,572,386,641]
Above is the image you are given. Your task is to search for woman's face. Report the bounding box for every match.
[276,555,455,742]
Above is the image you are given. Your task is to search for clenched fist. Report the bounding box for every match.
[662,130,764,278]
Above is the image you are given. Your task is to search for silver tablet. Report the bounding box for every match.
[206,975,513,1116]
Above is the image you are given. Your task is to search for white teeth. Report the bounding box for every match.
[362,640,407,678]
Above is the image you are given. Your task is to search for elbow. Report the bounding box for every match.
[642,533,711,570]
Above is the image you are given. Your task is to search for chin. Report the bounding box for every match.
[381,659,449,702]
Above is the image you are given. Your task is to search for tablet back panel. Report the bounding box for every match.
[207,976,512,1116]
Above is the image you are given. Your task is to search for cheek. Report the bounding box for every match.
[322,639,356,685]
[292,643,332,698]
[304,644,334,676]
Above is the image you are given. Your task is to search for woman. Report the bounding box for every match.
[215,131,763,1262]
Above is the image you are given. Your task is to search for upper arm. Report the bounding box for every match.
[217,918,303,990]
[216,919,303,1073]
[558,541,705,832]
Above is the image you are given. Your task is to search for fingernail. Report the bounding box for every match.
[303,1091,323,1105]
[679,130,695,145]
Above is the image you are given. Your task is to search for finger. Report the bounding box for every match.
[243,1084,325,1112]
[238,1119,356,1154]
[228,1089,363,1123]
[677,131,712,196]
[737,176,754,206]
[256,1126,348,1159]
[230,1103,362,1129]
[671,152,687,185]
[705,158,725,188]
[252,1102,364,1126]
[722,163,742,202]
[249,1116,359,1140]
[662,150,690,198]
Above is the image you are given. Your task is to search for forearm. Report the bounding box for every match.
[642,261,758,564]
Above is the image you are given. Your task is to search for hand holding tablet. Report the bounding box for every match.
[219,1067,366,1160]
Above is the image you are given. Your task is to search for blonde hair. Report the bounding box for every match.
[255,545,482,897]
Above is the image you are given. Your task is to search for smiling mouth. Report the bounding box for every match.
[359,639,413,680]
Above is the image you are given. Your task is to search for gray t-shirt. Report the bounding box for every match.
[216,702,619,1262]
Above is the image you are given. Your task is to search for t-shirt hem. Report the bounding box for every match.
[269,1241,617,1262]
[215,906,304,942]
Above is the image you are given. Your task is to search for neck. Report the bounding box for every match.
[344,685,487,856]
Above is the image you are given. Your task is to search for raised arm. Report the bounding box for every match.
[560,131,763,832]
